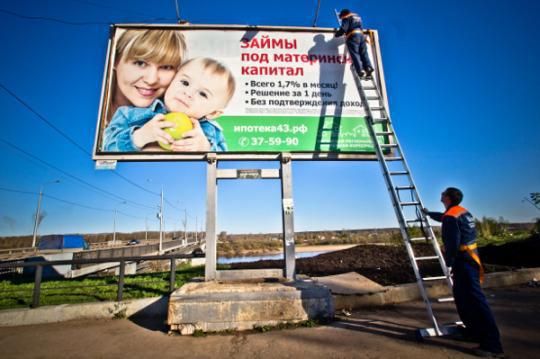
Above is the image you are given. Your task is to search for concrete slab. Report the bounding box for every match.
[313,272,385,295]
[1,286,539,359]
[333,267,540,310]
[167,279,334,334]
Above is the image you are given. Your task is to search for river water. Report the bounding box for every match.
[217,250,326,264]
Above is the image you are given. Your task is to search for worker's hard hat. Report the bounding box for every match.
[339,9,352,18]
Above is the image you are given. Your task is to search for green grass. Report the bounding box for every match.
[476,232,531,247]
[0,265,204,310]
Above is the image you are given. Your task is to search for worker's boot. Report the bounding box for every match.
[473,347,505,358]
[364,67,374,79]
[357,70,366,79]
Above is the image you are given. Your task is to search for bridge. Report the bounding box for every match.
[0,239,205,278]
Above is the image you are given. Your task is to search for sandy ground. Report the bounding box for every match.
[1,285,538,359]
[233,244,358,257]
[296,244,358,253]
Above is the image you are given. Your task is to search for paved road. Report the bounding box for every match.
[1,286,538,358]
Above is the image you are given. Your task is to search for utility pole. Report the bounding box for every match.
[183,209,188,243]
[31,180,60,248]
[195,216,198,242]
[113,208,117,245]
[31,190,43,248]
[145,216,148,241]
[159,187,164,253]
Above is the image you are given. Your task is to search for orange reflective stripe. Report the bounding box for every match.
[346,29,363,38]
[459,243,484,284]
[340,13,356,19]
[443,205,468,218]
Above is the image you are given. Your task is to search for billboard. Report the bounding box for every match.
[93,24,391,161]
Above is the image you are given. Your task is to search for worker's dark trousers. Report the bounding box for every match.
[346,34,373,74]
[452,259,503,353]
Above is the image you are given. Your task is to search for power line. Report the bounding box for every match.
[0,186,35,196]
[164,199,183,211]
[0,82,88,155]
[0,138,155,210]
[0,81,160,197]
[0,185,147,219]
[0,8,176,26]
[45,193,115,213]
[115,209,146,220]
[70,0,157,17]
[0,8,109,25]
[0,185,143,218]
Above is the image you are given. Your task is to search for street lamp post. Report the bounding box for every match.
[31,180,60,248]
[113,208,117,245]
[145,216,148,242]
[183,209,188,243]
[112,201,126,245]
[195,216,198,243]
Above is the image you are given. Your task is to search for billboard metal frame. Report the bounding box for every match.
[92,23,393,162]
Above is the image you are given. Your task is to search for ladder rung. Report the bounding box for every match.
[396,185,415,190]
[410,237,429,241]
[366,96,380,100]
[380,144,398,148]
[370,107,385,111]
[422,276,447,282]
[389,171,409,176]
[406,219,423,224]
[437,297,455,303]
[375,131,393,136]
[415,256,439,261]
[400,201,420,206]
[362,86,376,90]
[372,118,389,123]
[385,157,403,161]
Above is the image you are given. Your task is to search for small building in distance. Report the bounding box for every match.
[37,235,89,251]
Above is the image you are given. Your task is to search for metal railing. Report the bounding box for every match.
[0,253,196,308]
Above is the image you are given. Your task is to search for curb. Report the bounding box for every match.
[0,267,538,327]
[0,296,168,327]
[333,267,540,310]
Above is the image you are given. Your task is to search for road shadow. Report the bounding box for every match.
[128,296,169,333]
[331,311,476,356]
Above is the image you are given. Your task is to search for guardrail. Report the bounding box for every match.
[0,253,196,308]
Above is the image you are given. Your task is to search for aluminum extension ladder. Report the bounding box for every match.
[352,73,461,338]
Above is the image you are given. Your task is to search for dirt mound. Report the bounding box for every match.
[479,235,540,268]
[231,243,444,285]
[230,237,540,286]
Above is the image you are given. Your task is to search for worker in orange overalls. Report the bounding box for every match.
[425,188,504,358]
[335,9,374,78]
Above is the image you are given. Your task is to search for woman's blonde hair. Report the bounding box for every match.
[115,29,186,69]
[106,30,187,122]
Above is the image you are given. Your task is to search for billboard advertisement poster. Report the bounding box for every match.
[93,25,390,161]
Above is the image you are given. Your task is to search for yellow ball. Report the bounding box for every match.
[158,112,193,151]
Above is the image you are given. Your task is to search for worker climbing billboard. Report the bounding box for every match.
[92,24,390,161]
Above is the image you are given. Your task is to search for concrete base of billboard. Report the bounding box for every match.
[167,279,334,335]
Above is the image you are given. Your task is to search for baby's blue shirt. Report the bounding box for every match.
[102,99,228,152]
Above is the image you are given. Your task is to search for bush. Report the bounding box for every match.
[532,218,540,236]
[475,217,508,239]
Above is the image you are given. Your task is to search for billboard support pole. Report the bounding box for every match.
[205,154,218,280]
[203,153,296,281]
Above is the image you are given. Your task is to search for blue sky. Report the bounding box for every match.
[0,0,539,237]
